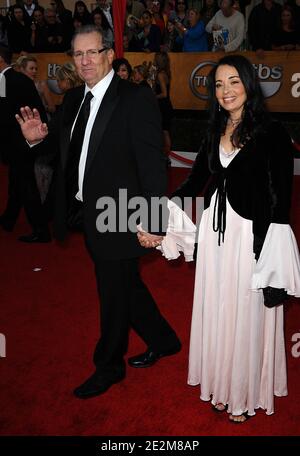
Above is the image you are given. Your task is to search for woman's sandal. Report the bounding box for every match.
[229,412,251,423]
[212,403,228,413]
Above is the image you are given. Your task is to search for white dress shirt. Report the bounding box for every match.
[102,6,114,30]
[74,68,114,202]
[24,4,35,16]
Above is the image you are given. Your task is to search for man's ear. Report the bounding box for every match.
[107,48,115,64]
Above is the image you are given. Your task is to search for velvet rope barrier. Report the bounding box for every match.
[293,140,300,153]
[169,151,195,165]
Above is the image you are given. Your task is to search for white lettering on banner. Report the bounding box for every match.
[47,63,61,78]
[291,333,300,358]
[253,64,282,80]
[0,333,6,358]
[191,62,283,100]
[291,73,300,98]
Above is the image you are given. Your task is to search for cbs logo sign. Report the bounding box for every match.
[190,61,283,100]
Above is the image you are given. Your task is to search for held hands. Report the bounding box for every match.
[15,107,48,145]
[137,231,163,249]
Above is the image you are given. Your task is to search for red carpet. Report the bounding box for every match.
[0,164,300,436]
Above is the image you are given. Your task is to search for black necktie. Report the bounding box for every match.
[65,91,93,229]
[66,91,94,203]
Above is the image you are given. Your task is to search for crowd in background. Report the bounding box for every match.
[0,0,299,54]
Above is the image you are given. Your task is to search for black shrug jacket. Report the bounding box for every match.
[173,120,294,259]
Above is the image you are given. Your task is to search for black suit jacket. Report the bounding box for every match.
[0,68,46,164]
[51,75,168,261]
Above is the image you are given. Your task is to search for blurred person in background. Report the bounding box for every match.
[112,57,132,80]
[16,54,56,206]
[0,46,49,242]
[176,8,208,52]
[91,7,114,48]
[7,4,32,53]
[153,51,174,160]
[50,0,73,49]
[169,0,189,28]
[200,0,219,49]
[73,1,92,25]
[132,63,150,87]
[271,5,300,50]
[130,9,161,52]
[248,0,282,52]
[56,61,83,94]
[206,0,245,52]
[16,55,55,115]
[162,19,180,51]
[44,7,65,52]
[30,6,49,52]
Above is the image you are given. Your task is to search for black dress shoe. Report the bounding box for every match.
[18,232,51,243]
[128,344,181,368]
[73,371,125,399]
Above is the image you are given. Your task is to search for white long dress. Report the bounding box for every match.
[187,145,300,416]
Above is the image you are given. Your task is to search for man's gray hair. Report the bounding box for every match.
[71,25,112,51]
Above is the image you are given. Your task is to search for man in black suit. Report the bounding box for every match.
[16,25,181,398]
[0,46,50,242]
[97,0,114,32]
[23,0,37,21]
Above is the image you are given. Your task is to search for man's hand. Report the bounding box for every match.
[15,106,48,145]
[137,231,163,248]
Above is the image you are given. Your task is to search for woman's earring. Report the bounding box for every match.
[218,104,221,112]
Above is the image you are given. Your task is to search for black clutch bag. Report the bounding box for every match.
[263,286,289,308]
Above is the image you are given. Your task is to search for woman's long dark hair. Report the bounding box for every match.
[112,58,132,78]
[91,7,111,31]
[73,1,91,25]
[207,54,270,148]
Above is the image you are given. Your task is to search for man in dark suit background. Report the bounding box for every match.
[0,46,50,241]
[16,25,181,399]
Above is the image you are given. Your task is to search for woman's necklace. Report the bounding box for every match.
[228,117,241,128]
[221,118,241,156]
[226,117,242,148]
[220,146,238,157]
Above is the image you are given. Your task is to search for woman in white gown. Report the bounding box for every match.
[138,55,300,422]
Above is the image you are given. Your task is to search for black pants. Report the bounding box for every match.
[2,162,48,233]
[93,257,180,375]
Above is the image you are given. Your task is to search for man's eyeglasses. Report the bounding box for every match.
[73,48,108,60]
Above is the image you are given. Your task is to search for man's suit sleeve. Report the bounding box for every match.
[129,85,169,235]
